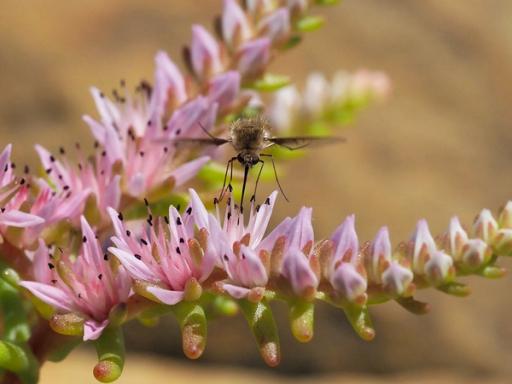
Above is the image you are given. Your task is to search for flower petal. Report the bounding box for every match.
[281,246,318,296]
[171,156,210,187]
[83,319,109,341]
[189,189,210,230]
[146,286,185,305]
[0,210,44,228]
[108,247,155,281]
[19,281,75,312]
[222,283,251,299]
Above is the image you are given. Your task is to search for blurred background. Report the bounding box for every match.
[2,0,512,383]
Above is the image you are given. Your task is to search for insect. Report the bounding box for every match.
[172,115,344,210]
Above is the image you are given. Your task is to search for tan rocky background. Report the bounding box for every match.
[1,0,512,382]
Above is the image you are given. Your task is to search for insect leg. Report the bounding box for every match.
[219,157,237,202]
[251,159,265,204]
[260,153,289,202]
[198,121,219,140]
[240,164,250,214]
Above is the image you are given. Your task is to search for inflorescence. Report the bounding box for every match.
[0,1,508,383]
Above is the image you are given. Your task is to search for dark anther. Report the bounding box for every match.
[176,247,181,255]
[50,155,55,162]
[179,238,185,244]
[164,216,169,224]
[51,279,57,284]
[104,254,109,261]
[134,254,142,260]
[98,274,103,280]
[186,207,192,215]
[176,217,182,225]
[265,197,271,205]
[141,239,148,246]
[126,230,131,237]
[213,197,219,205]
[144,198,149,206]
[82,236,87,243]
[227,211,232,220]
[223,254,229,261]
[48,263,55,269]
[118,212,124,221]
[250,195,256,202]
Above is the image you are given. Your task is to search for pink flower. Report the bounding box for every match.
[327,215,368,303]
[20,217,131,341]
[190,25,224,80]
[0,144,44,230]
[207,191,278,299]
[257,8,291,44]
[222,0,252,49]
[107,191,218,305]
[363,227,413,296]
[261,207,319,297]
[34,144,118,222]
[236,38,271,79]
[409,220,455,285]
[207,71,241,111]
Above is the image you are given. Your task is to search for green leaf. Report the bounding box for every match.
[239,300,280,367]
[211,295,239,317]
[93,327,125,383]
[0,341,28,374]
[438,282,471,297]
[281,34,302,50]
[0,277,30,343]
[343,305,375,341]
[316,0,342,5]
[480,265,507,279]
[296,15,325,32]
[251,74,291,92]
[395,296,431,315]
[0,341,38,384]
[289,301,315,343]
[172,302,207,360]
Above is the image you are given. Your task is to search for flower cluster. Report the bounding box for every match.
[16,187,510,372]
[0,1,509,384]
[269,70,391,132]
[0,145,43,235]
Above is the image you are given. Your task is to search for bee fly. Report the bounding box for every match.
[172,115,344,210]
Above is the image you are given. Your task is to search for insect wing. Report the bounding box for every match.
[266,136,345,150]
[154,137,230,147]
